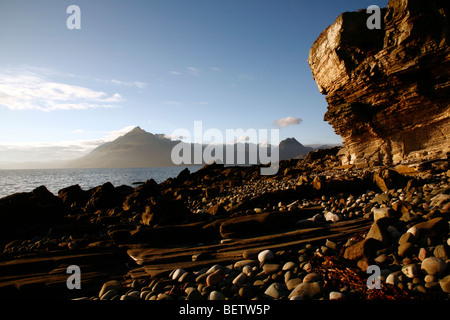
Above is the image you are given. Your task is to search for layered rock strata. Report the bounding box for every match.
[308,0,450,167]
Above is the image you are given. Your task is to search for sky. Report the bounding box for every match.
[0,0,389,164]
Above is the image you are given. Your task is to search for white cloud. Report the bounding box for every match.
[0,68,123,112]
[192,101,210,106]
[274,116,303,128]
[236,135,250,142]
[0,126,138,163]
[211,67,221,72]
[111,79,146,88]
[238,73,255,80]
[187,67,200,76]
[170,71,182,76]
[166,100,183,107]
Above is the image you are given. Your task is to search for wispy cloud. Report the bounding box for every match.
[170,71,182,76]
[211,67,222,72]
[165,100,183,107]
[0,126,137,163]
[111,79,146,88]
[274,116,303,128]
[238,73,255,80]
[187,67,200,76]
[165,100,210,107]
[0,67,122,112]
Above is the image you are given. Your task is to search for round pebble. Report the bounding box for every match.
[258,250,274,263]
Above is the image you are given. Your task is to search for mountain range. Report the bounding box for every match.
[65,126,316,168]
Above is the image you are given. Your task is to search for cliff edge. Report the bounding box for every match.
[308,0,450,167]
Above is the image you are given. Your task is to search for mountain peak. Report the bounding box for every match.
[131,126,144,133]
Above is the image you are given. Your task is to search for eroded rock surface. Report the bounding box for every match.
[308,0,450,167]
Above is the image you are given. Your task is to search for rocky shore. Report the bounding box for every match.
[0,147,449,301]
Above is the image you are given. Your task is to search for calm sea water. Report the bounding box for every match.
[0,166,201,199]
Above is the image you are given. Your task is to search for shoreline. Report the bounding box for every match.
[0,149,449,300]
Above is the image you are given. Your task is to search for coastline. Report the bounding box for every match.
[0,148,448,301]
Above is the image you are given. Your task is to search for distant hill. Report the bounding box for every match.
[65,126,319,168]
[66,127,179,168]
[278,137,313,160]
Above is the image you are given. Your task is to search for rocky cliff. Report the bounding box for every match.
[308,0,450,167]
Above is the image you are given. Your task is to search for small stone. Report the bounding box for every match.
[407,226,419,237]
[258,249,274,263]
[329,291,345,300]
[433,244,449,260]
[264,282,287,300]
[398,242,416,258]
[324,211,342,222]
[100,289,118,300]
[206,264,222,274]
[302,273,321,283]
[263,263,280,275]
[371,193,390,205]
[401,264,418,278]
[234,260,258,269]
[99,280,123,298]
[186,288,204,300]
[439,275,450,293]
[282,261,296,271]
[425,275,437,283]
[421,257,447,276]
[325,239,337,250]
[373,207,395,222]
[206,269,225,286]
[239,286,256,299]
[386,272,401,285]
[418,247,429,261]
[232,272,248,286]
[208,290,225,300]
[172,268,186,280]
[288,282,323,300]
[398,232,416,245]
[286,278,302,291]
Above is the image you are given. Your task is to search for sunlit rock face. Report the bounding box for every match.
[308,0,450,167]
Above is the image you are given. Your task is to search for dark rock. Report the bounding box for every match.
[123,179,160,212]
[85,182,122,211]
[108,229,131,243]
[413,217,448,239]
[343,238,383,261]
[58,184,91,209]
[0,186,64,241]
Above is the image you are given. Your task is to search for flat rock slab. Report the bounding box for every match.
[126,217,372,279]
[0,246,129,299]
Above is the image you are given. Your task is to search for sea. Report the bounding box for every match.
[0,166,201,199]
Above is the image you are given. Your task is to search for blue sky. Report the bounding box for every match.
[0,0,389,163]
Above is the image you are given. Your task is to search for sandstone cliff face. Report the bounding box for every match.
[308,0,450,167]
